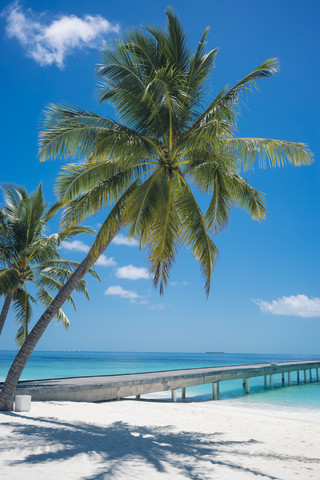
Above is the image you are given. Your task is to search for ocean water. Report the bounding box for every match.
[1,351,319,412]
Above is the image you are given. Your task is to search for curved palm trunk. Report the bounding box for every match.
[0,221,124,411]
[0,291,14,335]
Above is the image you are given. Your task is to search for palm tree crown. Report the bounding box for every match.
[39,10,313,296]
[0,184,99,346]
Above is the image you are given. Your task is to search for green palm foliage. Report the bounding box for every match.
[39,10,312,296]
[0,184,99,346]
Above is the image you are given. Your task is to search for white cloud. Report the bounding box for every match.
[61,240,115,266]
[104,285,166,308]
[105,285,140,300]
[61,240,89,253]
[112,234,139,247]
[171,281,190,286]
[95,255,116,267]
[253,295,320,318]
[149,304,166,311]
[116,265,150,280]
[3,3,119,68]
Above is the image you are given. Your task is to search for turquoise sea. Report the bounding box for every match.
[1,351,320,412]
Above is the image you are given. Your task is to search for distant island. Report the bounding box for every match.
[205,352,225,354]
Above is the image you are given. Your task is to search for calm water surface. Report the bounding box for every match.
[1,351,319,411]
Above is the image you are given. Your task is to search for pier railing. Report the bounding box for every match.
[7,360,320,402]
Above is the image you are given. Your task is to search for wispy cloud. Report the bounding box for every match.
[171,281,190,286]
[104,285,168,308]
[253,294,320,318]
[132,299,150,305]
[105,285,140,300]
[116,265,150,280]
[61,240,116,267]
[61,240,89,253]
[95,256,116,267]
[112,234,139,247]
[2,2,119,68]
[148,304,166,311]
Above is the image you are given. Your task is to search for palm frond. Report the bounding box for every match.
[190,58,279,128]
[43,200,63,222]
[13,287,35,348]
[58,165,148,227]
[174,174,218,296]
[0,180,101,345]
[226,138,313,170]
[0,268,20,295]
[56,160,144,207]
[58,225,95,241]
[85,184,133,261]
[37,286,70,329]
[227,173,266,220]
[39,260,100,282]
[35,10,314,302]
[187,28,218,104]
[126,169,163,242]
[143,174,180,294]
[39,104,156,162]
[204,170,231,233]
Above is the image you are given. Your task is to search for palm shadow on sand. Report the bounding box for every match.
[2,411,319,480]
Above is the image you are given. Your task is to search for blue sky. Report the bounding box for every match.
[0,0,319,354]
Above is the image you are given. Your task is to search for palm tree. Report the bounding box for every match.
[0,184,99,345]
[0,10,312,410]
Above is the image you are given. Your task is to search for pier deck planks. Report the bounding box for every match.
[4,360,320,402]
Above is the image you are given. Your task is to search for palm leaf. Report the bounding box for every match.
[37,286,70,328]
[144,174,180,294]
[193,58,279,128]
[37,11,313,301]
[226,138,313,170]
[13,287,35,347]
[39,104,156,162]
[174,174,218,296]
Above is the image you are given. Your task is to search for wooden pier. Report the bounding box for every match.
[8,360,320,403]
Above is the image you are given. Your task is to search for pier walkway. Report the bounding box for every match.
[10,360,320,402]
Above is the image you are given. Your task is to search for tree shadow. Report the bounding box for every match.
[1,411,318,480]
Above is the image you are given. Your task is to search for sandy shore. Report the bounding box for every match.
[1,399,319,479]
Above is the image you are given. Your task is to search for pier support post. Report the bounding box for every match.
[288,372,291,386]
[316,369,319,382]
[309,369,312,382]
[270,374,273,389]
[304,370,307,384]
[297,371,300,383]
[135,394,141,400]
[245,378,250,394]
[171,389,177,402]
[282,373,285,385]
[212,383,218,400]
[217,382,220,393]
[264,375,267,387]
[181,388,186,401]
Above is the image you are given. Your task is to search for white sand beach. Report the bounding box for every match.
[1,399,319,480]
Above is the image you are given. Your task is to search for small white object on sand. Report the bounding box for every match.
[14,395,31,412]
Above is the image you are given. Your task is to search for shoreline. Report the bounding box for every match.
[142,390,320,418]
[1,399,319,479]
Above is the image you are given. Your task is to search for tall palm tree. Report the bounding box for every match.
[0,184,99,346]
[0,10,312,410]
